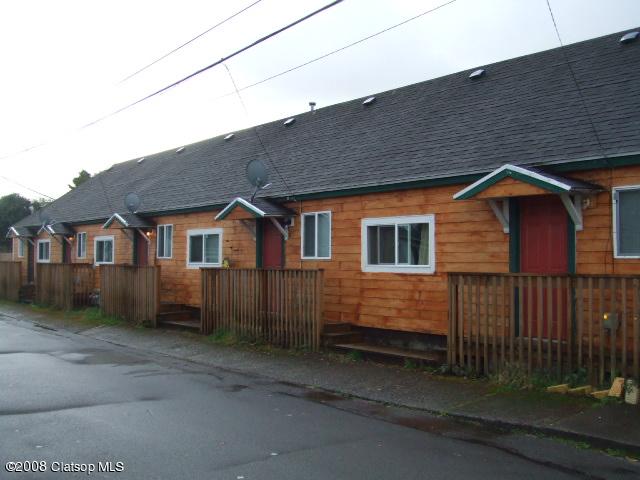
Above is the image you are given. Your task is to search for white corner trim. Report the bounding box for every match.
[453,164,572,200]
[612,184,640,259]
[215,197,266,220]
[94,235,115,265]
[360,214,436,274]
[186,228,223,269]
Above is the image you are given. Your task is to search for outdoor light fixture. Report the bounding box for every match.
[603,312,619,331]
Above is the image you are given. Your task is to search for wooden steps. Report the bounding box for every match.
[322,322,362,346]
[19,284,35,304]
[333,342,446,365]
[157,303,200,332]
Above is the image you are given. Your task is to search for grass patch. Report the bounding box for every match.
[28,303,124,327]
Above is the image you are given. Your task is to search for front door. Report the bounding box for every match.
[27,241,35,283]
[62,241,72,264]
[519,195,569,338]
[134,231,149,266]
[261,219,284,269]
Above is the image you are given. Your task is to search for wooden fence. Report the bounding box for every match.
[35,263,94,310]
[0,261,21,302]
[100,265,160,325]
[201,269,324,350]
[448,273,640,385]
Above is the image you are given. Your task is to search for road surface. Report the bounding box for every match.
[0,315,638,479]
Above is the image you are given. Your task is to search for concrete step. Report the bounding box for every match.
[159,303,190,314]
[322,331,363,346]
[333,342,445,365]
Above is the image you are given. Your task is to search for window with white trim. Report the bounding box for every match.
[301,211,331,259]
[361,215,435,274]
[157,225,173,259]
[613,185,640,258]
[37,239,51,263]
[187,228,222,268]
[17,239,24,258]
[77,232,87,259]
[94,236,114,264]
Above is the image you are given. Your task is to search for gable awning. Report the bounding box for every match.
[38,222,75,237]
[453,164,602,200]
[6,226,36,239]
[215,198,295,221]
[453,164,603,233]
[103,213,155,229]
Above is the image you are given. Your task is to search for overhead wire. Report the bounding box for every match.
[119,0,265,83]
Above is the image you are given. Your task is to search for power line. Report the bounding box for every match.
[211,0,457,101]
[119,0,265,83]
[0,175,55,200]
[544,0,607,158]
[223,64,293,197]
[81,0,344,130]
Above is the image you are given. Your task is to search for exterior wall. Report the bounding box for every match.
[149,211,256,305]
[9,163,640,336]
[574,165,640,275]
[283,185,509,335]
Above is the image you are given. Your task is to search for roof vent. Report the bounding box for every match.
[283,118,296,127]
[362,96,376,106]
[469,68,486,79]
[620,31,639,44]
[224,133,234,141]
[309,101,316,112]
[176,146,185,153]
[137,157,145,164]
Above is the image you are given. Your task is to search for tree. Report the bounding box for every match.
[0,193,32,252]
[69,170,91,190]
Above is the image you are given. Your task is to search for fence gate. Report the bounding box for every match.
[100,265,160,325]
[35,264,94,310]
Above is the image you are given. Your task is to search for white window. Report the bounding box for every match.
[187,228,222,268]
[301,211,331,259]
[94,235,115,265]
[613,185,640,258]
[37,239,51,263]
[77,232,87,259]
[157,225,173,259]
[17,239,24,258]
[361,215,435,274]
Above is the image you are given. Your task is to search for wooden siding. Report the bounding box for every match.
[475,177,551,199]
[9,164,640,337]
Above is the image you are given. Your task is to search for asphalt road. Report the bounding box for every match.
[1,316,638,480]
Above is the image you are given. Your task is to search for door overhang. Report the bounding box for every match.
[215,198,294,240]
[103,213,155,244]
[453,164,603,232]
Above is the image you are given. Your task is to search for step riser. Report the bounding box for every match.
[157,311,196,323]
[322,332,363,346]
[322,323,353,334]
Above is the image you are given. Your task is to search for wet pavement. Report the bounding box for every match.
[1,315,640,479]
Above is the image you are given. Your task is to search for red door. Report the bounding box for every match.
[262,219,283,269]
[520,196,568,338]
[136,231,148,266]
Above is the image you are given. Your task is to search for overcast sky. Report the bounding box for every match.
[0,0,638,201]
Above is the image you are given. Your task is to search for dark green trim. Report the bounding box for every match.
[548,154,640,174]
[287,174,482,201]
[509,198,520,273]
[455,169,567,200]
[255,219,263,268]
[568,216,576,274]
[132,232,138,265]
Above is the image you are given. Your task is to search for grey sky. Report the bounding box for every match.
[0,0,638,200]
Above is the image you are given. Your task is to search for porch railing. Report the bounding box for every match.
[35,263,94,310]
[448,273,640,385]
[0,261,21,302]
[100,265,160,325]
[201,269,324,350]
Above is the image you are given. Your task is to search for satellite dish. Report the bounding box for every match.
[246,159,269,189]
[38,209,51,226]
[124,193,141,213]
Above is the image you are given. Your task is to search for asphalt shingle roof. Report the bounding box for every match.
[14,28,640,228]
